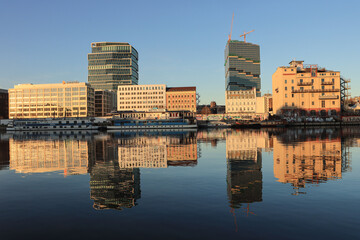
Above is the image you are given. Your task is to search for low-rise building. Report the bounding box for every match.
[95,90,116,116]
[117,84,166,112]
[166,87,196,112]
[226,88,257,114]
[0,89,8,119]
[272,60,341,116]
[8,82,95,119]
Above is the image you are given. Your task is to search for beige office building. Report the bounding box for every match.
[225,88,257,114]
[8,82,95,119]
[272,60,341,116]
[117,84,166,112]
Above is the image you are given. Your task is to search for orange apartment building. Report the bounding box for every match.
[166,87,197,113]
[272,60,341,116]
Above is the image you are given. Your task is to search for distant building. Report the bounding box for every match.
[88,42,139,91]
[95,90,116,116]
[0,89,8,119]
[272,60,341,116]
[166,87,197,112]
[225,40,261,96]
[117,84,166,112]
[8,82,94,119]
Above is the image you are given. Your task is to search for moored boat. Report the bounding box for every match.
[107,118,197,131]
[6,117,99,131]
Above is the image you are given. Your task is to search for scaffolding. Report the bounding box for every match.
[340,77,351,112]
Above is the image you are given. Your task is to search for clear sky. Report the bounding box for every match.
[0,0,359,104]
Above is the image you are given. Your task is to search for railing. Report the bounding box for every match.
[321,81,334,85]
[297,82,313,86]
[319,95,339,100]
[292,89,340,93]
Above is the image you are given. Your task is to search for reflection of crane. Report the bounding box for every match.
[228,13,234,43]
[239,30,254,43]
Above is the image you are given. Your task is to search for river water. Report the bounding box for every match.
[0,128,359,240]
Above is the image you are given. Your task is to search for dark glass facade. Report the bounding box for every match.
[88,42,138,91]
[0,89,8,119]
[225,40,261,96]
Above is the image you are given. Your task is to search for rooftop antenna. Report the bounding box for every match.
[239,30,254,43]
[228,13,234,43]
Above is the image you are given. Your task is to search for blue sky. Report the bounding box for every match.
[0,0,359,104]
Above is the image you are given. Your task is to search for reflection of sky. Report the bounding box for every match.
[0,130,359,239]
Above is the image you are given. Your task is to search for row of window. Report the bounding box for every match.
[119,86,165,91]
[285,78,336,84]
[284,101,336,107]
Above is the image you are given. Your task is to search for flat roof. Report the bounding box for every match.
[166,87,196,92]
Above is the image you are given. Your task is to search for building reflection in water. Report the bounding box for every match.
[8,133,92,175]
[225,130,268,210]
[89,131,198,210]
[273,128,350,195]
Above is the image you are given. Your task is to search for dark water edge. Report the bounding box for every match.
[0,127,359,240]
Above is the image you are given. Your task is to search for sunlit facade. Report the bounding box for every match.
[166,87,197,112]
[272,60,341,116]
[8,82,95,119]
[117,84,166,112]
[88,42,138,90]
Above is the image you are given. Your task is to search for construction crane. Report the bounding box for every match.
[239,30,254,43]
[228,13,234,43]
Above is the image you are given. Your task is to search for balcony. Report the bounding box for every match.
[292,89,340,93]
[297,82,313,86]
[319,95,339,100]
[321,81,334,85]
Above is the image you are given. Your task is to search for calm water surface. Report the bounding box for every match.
[0,128,359,240]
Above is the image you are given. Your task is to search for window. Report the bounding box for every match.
[332,101,335,105]
[312,101,314,105]
[302,102,304,106]
[321,101,325,108]
[285,80,287,84]
[285,87,287,90]
[291,79,294,83]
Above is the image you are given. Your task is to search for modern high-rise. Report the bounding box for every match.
[88,42,139,91]
[225,40,261,96]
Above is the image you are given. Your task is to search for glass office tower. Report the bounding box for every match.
[88,42,139,91]
[225,40,261,96]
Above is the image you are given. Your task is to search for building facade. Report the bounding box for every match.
[117,84,166,112]
[272,60,341,116]
[166,87,196,112]
[88,42,139,91]
[0,89,8,119]
[225,40,261,95]
[225,88,257,114]
[94,90,116,116]
[8,82,95,119]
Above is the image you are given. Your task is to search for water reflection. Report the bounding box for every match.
[226,131,264,209]
[2,127,357,212]
[273,128,351,195]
